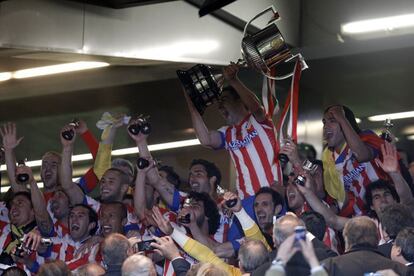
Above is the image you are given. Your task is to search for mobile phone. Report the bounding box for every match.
[294,226,306,245]
[134,239,155,252]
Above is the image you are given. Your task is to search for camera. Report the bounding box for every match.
[294,226,306,245]
[128,115,151,135]
[62,119,80,141]
[16,160,29,184]
[133,239,155,252]
[137,158,150,170]
[225,198,238,208]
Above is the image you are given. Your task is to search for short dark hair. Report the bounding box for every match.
[395,227,414,262]
[297,143,317,161]
[159,165,181,189]
[365,180,399,211]
[6,191,32,210]
[380,204,414,240]
[70,204,98,236]
[255,187,284,208]
[324,105,361,134]
[300,211,326,241]
[188,192,220,235]
[101,201,127,220]
[190,159,221,188]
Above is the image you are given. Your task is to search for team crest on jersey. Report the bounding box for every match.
[343,164,366,190]
[228,130,259,150]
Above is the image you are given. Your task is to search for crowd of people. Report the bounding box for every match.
[0,64,413,276]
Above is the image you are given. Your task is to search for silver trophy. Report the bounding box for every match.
[177,6,308,114]
[381,118,394,142]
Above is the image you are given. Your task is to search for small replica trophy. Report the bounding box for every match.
[293,160,318,187]
[216,185,238,208]
[178,198,192,224]
[16,159,29,183]
[62,119,80,141]
[128,115,151,136]
[177,6,308,115]
[380,119,394,142]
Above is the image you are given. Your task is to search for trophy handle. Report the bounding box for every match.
[264,54,309,80]
[243,6,279,38]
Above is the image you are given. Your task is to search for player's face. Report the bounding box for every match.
[100,170,125,202]
[41,153,60,190]
[218,90,242,125]
[188,164,212,195]
[370,188,396,215]
[100,204,125,237]
[286,175,305,211]
[9,195,35,227]
[322,110,345,149]
[254,193,275,231]
[69,206,94,242]
[50,190,70,220]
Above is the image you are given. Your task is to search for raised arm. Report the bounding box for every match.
[134,160,156,221]
[126,120,176,208]
[296,177,348,231]
[151,206,239,275]
[60,125,84,205]
[183,89,222,149]
[93,114,125,179]
[376,142,413,204]
[223,191,271,251]
[327,106,373,162]
[0,123,26,193]
[20,166,53,236]
[223,63,266,122]
[75,119,99,159]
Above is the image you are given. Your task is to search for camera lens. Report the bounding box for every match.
[128,124,141,135]
[225,198,237,208]
[137,158,150,169]
[140,123,151,135]
[17,173,30,183]
[62,130,75,140]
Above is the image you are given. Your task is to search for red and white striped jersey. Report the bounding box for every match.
[332,131,386,214]
[47,235,101,271]
[0,220,11,253]
[218,114,281,199]
[0,201,8,223]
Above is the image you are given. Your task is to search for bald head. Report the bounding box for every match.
[102,233,130,266]
[273,213,305,246]
[238,240,269,273]
[77,263,105,276]
[122,255,156,276]
[343,216,378,251]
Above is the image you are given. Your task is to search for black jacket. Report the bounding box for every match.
[252,237,337,276]
[322,245,408,276]
[172,257,191,276]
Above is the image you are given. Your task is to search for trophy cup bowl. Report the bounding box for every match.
[177,6,308,114]
[177,64,222,115]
